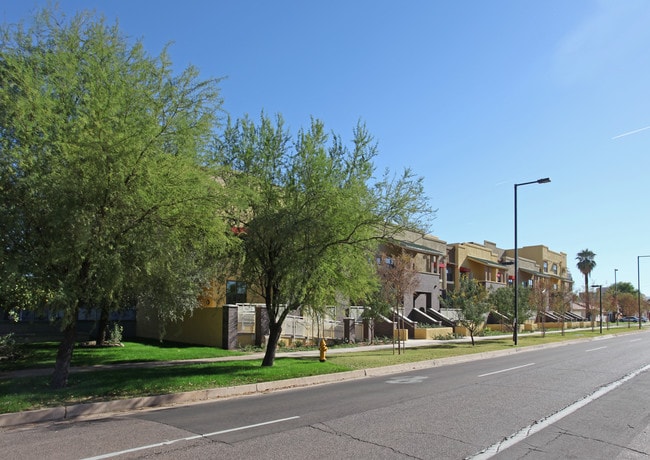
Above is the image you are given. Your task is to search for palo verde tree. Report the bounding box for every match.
[211,114,433,366]
[576,249,596,321]
[442,276,490,345]
[0,9,231,388]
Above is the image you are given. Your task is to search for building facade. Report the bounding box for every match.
[446,240,510,294]
[503,245,572,292]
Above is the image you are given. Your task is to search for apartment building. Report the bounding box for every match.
[503,245,572,292]
[445,240,573,305]
[379,229,448,316]
[445,240,510,293]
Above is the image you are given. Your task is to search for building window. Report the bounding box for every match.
[552,263,558,274]
[226,280,247,304]
[543,261,548,272]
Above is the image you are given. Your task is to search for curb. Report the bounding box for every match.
[0,347,524,428]
[0,331,639,428]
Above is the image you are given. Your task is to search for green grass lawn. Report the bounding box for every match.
[3,338,245,371]
[0,327,643,415]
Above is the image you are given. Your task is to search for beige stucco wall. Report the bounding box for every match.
[505,245,571,291]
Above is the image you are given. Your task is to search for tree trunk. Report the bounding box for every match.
[584,273,590,321]
[96,307,109,346]
[261,322,282,366]
[51,319,77,389]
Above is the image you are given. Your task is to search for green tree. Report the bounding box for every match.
[489,285,531,330]
[576,249,596,322]
[0,9,230,388]
[212,114,433,366]
[443,276,490,345]
[608,281,636,295]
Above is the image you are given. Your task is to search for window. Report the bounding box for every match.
[543,261,548,272]
[226,281,247,304]
[552,264,558,274]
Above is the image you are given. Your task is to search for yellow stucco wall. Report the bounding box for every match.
[452,242,508,287]
[414,327,454,339]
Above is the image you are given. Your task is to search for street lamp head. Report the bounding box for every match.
[537,177,551,184]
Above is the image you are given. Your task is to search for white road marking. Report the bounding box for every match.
[467,363,650,459]
[81,416,301,460]
[478,363,535,377]
[586,346,607,352]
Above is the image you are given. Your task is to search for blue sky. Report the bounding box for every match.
[3,1,650,296]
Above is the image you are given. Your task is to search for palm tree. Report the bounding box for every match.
[576,249,597,323]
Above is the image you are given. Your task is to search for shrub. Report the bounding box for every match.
[0,333,22,360]
[433,333,455,340]
[107,323,123,345]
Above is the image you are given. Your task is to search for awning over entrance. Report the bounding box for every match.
[466,256,506,269]
[519,267,550,278]
[394,240,444,256]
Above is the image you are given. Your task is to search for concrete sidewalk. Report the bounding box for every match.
[0,337,497,428]
[1,330,628,428]
[1,337,465,379]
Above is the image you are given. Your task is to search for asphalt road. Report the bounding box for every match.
[2,331,649,459]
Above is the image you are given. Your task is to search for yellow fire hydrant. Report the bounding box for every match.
[319,338,328,362]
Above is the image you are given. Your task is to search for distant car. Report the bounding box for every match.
[620,316,639,322]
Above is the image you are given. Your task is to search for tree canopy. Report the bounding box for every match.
[576,249,596,319]
[489,285,531,325]
[443,276,490,345]
[211,114,434,365]
[0,9,230,387]
[609,281,636,295]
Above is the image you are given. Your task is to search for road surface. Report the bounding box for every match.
[2,331,649,459]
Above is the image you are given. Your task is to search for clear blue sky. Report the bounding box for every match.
[4,1,650,296]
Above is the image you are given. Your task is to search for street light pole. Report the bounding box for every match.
[513,177,551,346]
[614,268,618,325]
[591,284,602,334]
[637,256,650,330]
